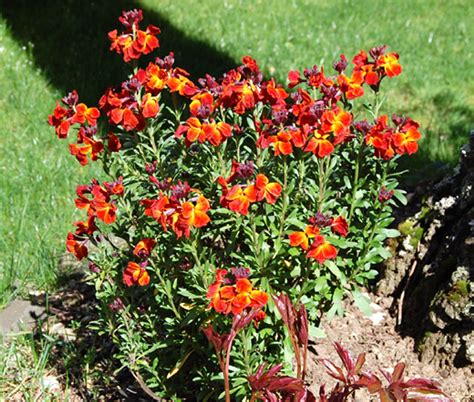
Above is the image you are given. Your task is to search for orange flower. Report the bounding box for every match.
[306,235,337,264]
[219,178,257,216]
[205,121,232,147]
[393,121,421,155]
[167,68,197,96]
[321,108,352,137]
[133,238,156,258]
[66,232,88,260]
[93,200,117,224]
[337,71,364,100]
[377,52,402,78]
[207,270,269,315]
[72,103,100,126]
[176,196,211,238]
[69,137,104,166]
[123,262,150,287]
[145,63,168,93]
[304,131,334,158]
[289,225,320,250]
[270,131,293,156]
[255,174,282,204]
[184,117,207,143]
[141,93,160,118]
[133,25,160,55]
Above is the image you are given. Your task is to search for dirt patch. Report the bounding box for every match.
[307,294,473,401]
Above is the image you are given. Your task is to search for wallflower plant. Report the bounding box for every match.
[48,9,449,400]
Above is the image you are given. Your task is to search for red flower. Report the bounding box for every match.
[306,235,337,264]
[377,52,402,78]
[255,174,282,204]
[48,102,71,138]
[123,262,150,287]
[66,232,88,260]
[207,269,269,315]
[74,216,97,236]
[133,238,156,258]
[331,216,348,237]
[69,137,104,166]
[108,133,122,152]
[393,120,421,155]
[304,131,334,158]
[288,70,303,88]
[93,200,117,224]
[72,103,100,126]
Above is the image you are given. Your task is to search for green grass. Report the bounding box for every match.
[0,20,95,306]
[0,0,472,305]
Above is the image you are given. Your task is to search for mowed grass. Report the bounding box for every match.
[0,21,95,306]
[0,0,472,305]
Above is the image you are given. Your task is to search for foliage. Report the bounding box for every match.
[46,9,447,400]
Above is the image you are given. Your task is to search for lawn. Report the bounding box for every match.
[0,0,472,306]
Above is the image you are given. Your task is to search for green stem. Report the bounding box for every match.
[239,328,252,376]
[250,213,264,272]
[348,141,363,223]
[189,236,208,288]
[151,260,181,319]
[271,157,289,259]
[357,163,389,266]
[317,157,329,211]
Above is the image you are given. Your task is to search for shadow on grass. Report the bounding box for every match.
[0,0,237,104]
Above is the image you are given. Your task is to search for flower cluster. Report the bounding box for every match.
[99,53,196,132]
[66,178,123,260]
[47,90,103,166]
[108,9,160,62]
[361,115,421,159]
[218,162,282,215]
[207,268,269,316]
[141,180,211,239]
[289,214,347,264]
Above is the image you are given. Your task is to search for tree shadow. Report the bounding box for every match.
[0,0,237,104]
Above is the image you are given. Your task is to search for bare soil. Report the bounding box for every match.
[306,294,473,402]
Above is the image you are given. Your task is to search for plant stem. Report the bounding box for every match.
[151,260,181,319]
[317,156,331,211]
[348,141,363,224]
[239,328,252,376]
[249,213,264,273]
[189,236,209,288]
[223,336,236,402]
[271,156,289,259]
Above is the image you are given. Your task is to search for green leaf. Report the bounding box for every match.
[352,287,373,316]
[382,228,401,238]
[309,324,326,339]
